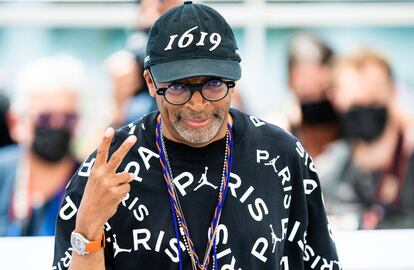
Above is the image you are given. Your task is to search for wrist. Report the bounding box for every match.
[75,208,105,241]
[74,223,104,241]
[71,230,105,256]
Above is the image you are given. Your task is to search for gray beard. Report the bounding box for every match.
[172,109,226,144]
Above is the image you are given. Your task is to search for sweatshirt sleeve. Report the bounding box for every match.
[296,141,342,270]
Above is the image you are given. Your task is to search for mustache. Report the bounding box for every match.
[175,110,222,121]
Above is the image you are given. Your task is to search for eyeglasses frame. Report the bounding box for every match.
[153,77,236,105]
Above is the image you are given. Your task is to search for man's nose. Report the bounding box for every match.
[49,115,66,128]
[185,90,208,111]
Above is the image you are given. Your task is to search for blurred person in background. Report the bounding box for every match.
[0,91,14,147]
[331,48,414,229]
[287,33,342,159]
[285,33,354,227]
[105,48,157,129]
[137,0,182,32]
[103,0,182,129]
[0,56,83,236]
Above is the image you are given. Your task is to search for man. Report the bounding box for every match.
[0,56,82,236]
[53,2,340,269]
[330,49,414,229]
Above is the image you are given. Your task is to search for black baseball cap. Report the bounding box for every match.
[144,1,241,83]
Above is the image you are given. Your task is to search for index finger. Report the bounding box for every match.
[107,135,137,172]
[95,127,115,167]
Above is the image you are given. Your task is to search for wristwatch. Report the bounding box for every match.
[70,231,105,256]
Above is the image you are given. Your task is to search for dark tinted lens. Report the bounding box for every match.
[65,113,79,127]
[36,112,78,128]
[165,83,191,104]
[37,113,52,126]
[202,79,227,100]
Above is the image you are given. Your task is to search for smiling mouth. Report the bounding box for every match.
[185,118,211,128]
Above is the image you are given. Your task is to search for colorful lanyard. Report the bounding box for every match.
[155,117,233,270]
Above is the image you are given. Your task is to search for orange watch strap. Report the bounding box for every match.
[85,231,105,253]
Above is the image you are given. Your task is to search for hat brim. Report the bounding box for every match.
[150,58,241,83]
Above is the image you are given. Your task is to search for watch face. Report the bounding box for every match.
[71,233,86,253]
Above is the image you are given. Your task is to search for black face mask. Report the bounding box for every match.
[300,99,341,125]
[342,106,388,143]
[31,126,72,162]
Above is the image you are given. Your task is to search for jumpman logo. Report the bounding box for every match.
[264,156,280,173]
[270,224,282,254]
[194,167,218,191]
[113,234,132,258]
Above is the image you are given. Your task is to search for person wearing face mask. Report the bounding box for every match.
[283,34,356,227]
[0,56,83,236]
[331,49,414,229]
[287,33,343,159]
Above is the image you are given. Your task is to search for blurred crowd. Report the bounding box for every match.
[282,33,414,230]
[0,1,413,236]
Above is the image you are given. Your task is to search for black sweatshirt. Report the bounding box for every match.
[53,109,341,270]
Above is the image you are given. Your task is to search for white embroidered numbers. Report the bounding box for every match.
[164,26,222,52]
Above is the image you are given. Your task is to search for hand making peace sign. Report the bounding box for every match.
[75,127,137,241]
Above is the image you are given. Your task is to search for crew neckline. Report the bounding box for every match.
[163,130,228,161]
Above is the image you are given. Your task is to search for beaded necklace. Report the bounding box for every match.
[155,116,233,270]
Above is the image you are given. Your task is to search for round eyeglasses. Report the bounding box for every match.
[155,79,236,105]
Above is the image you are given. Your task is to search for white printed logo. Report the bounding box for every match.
[113,234,132,258]
[269,224,282,254]
[194,167,218,191]
[264,156,280,173]
[164,26,222,52]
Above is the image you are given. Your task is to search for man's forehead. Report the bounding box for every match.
[27,90,77,111]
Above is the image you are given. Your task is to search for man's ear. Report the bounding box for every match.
[143,69,157,97]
